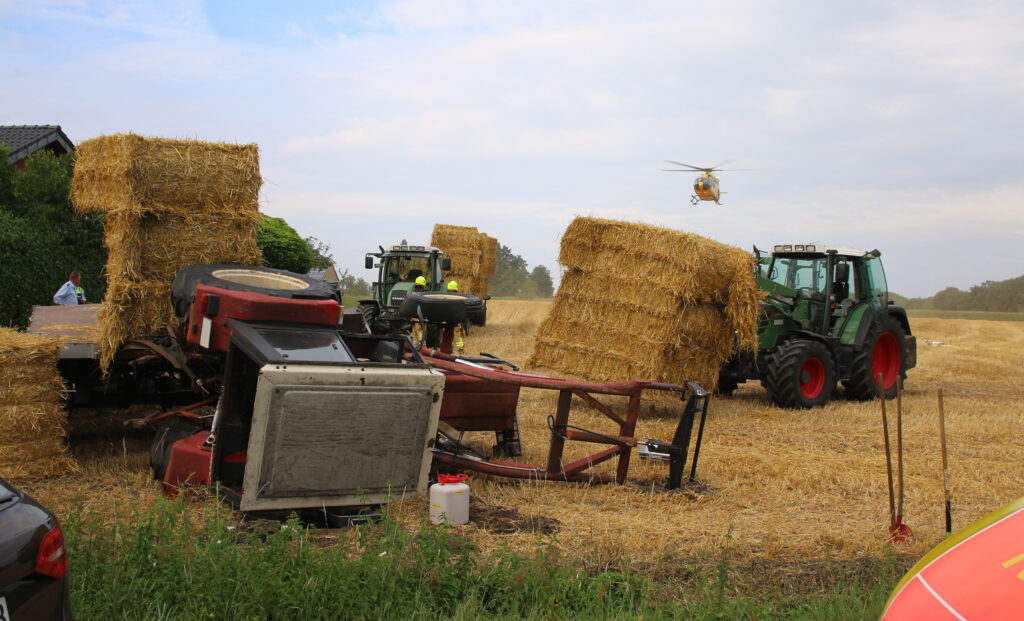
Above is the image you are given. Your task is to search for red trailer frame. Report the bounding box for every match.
[422,348,710,487]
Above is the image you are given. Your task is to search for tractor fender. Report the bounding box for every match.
[771,331,839,373]
[850,311,875,351]
[887,305,913,335]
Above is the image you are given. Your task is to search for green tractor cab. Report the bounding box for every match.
[720,243,917,408]
[359,244,487,338]
[358,245,451,332]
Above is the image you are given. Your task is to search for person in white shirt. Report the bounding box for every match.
[53,271,85,305]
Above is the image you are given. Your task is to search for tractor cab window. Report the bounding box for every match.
[384,256,433,286]
[770,256,827,298]
[863,254,889,309]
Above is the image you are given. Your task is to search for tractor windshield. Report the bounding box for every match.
[769,255,828,298]
[383,255,434,287]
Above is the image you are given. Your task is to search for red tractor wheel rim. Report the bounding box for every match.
[799,357,826,399]
[873,332,901,389]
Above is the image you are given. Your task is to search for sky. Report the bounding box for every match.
[2,0,1022,298]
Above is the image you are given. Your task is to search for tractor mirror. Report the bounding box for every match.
[441,256,452,271]
[365,256,374,269]
[834,262,849,283]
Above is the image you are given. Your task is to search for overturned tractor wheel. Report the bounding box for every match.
[171,264,338,318]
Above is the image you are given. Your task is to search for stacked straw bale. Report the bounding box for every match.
[430,224,498,297]
[528,217,763,390]
[71,134,262,367]
[0,329,78,481]
[477,234,498,297]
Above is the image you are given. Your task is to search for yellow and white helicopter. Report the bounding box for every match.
[663,160,740,205]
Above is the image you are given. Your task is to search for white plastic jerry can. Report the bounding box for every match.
[429,473,470,525]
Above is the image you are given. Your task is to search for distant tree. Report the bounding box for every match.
[304,236,334,270]
[338,268,371,297]
[932,286,971,311]
[257,215,315,274]
[490,244,529,297]
[896,276,1024,312]
[529,265,554,298]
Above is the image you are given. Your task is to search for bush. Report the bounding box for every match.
[256,215,315,274]
[0,150,107,327]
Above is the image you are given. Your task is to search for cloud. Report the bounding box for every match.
[3,0,1022,299]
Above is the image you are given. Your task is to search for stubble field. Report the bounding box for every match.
[25,300,1024,591]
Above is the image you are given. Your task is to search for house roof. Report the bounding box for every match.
[307,265,339,281]
[0,125,75,165]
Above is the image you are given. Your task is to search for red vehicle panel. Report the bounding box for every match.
[438,370,520,432]
[185,284,340,351]
[162,431,212,497]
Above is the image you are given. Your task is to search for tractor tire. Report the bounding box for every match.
[398,293,467,324]
[356,301,382,333]
[435,292,485,326]
[171,264,338,318]
[150,418,203,481]
[470,306,487,327]
[715,375,739,397]
[762,339,836,409]
[424,324,442,348]
[843,317,909,400]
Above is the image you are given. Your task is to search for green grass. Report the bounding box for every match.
[62,499,906,620]
[907,309,1024,321]
[341,294,368,308]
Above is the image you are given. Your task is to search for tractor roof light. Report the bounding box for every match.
[773,244,818,254]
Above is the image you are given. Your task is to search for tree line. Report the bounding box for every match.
[894,275,1024,312]
[490,244,554,298]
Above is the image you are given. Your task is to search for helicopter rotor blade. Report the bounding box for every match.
[664,160,707,171]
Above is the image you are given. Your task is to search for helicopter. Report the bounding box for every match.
[663,160,740,205]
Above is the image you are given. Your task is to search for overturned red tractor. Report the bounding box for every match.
[37,264,711,520]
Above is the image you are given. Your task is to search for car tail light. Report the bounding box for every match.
[36,522,68,579]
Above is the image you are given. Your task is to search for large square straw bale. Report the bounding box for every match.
[0,329,77,481]
[71,134,263,367]
[528,217,762,390]
[431,224,498,297]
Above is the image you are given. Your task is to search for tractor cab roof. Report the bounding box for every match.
[384,244,444,255]
[770,243,877,259]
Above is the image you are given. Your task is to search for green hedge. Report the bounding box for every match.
[256,215,315,274]
[0,149,107,328]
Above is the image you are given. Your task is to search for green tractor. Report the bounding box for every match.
[718,243,917,408]
[359,244,486,337]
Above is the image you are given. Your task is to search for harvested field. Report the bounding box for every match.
[15,305,1024,582]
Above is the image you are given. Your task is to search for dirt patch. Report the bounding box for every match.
[470,498,560,535]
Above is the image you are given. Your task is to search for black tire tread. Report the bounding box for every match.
[762,339,835,409]
[843,317,908,401]
[398,293,467,324]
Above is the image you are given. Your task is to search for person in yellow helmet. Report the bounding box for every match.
[413,275,427,292]
[447,281,459,293]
